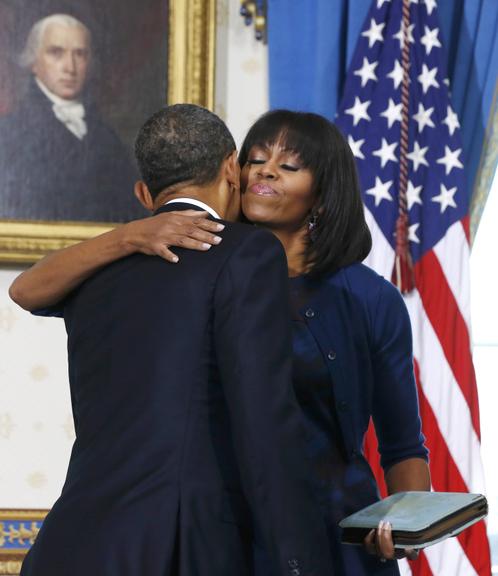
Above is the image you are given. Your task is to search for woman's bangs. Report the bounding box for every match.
[273,127,320,169]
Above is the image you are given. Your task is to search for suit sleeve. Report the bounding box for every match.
[370,279,429,470]
[213,228,333,576]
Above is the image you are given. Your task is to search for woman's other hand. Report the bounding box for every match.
[122,210,225,262]
[364,520,419,562]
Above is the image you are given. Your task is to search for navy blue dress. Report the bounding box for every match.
[288,274,400,575]
[255,265,428,575]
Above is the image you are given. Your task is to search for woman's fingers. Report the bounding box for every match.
[376,520,396,560]
[155,211,225,248]
[172,235,216,251]
[363,519,419,562]
[364,529,377,556]
[170,210,225,232]
[177,227,223,246]
[155,245,179,263]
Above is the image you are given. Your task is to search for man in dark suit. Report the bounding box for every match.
[19,104,333,575]
[0,14,140,222]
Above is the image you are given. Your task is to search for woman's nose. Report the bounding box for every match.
[257,163,277,179]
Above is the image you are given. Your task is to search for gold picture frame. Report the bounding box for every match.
[0,510,48,575]
[0,0,216,264]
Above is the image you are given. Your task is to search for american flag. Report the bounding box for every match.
[335,0,491,574]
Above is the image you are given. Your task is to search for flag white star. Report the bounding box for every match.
[362,19,385,48]
[417,63,439,94]
[436,145,463,175]
[421,25,442,55]
[387,60,404,89]
[443,105,460,136]
[354,57,379,87]
[393,23,415,49]
[381,98,402,128]
[373,138,398,168]
[424,0,437,15]
[377,0,391,7]
[431,184,458,213]
[348,135,365,160]
[409,223,420,243]
[413,102,435,132]
[407,142,429,171]
[345,97,371,126]
[366,177,393,207]
[406,181,423,209]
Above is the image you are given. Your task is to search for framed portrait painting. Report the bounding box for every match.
[0,0,215,263]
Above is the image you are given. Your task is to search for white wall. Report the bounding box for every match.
[215,0,269,146]
[0,1,269,510]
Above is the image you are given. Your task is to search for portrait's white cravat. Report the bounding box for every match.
[36,77,88,140]
[52,101,87,140]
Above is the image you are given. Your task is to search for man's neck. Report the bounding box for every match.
[154,185,228,220]
[164,197,221,220]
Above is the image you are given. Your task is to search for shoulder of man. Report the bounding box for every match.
[214,220,286,261]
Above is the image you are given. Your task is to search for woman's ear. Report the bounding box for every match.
[134,181,155,211]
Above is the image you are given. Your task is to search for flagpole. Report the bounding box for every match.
[391,0,415,293]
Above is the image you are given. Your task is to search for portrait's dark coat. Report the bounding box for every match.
[0,80,142,222]
[20,203,333,576]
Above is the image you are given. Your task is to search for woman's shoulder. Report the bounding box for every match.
[328,262,392,292]
[323,263,404,311]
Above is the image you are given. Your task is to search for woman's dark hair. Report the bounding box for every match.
[238,109,372,277]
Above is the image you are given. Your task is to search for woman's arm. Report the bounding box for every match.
[385,457,430,494]
[9,210,224,311]
[364,279,431,561]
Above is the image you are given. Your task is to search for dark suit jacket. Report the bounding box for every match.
[0,80,144,222]
[22,203,333,576]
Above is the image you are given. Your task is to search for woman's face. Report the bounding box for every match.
[240,141,315,231]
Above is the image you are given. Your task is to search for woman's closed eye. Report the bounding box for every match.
[247,159,300,172]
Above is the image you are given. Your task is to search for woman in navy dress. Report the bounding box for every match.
[237,110,430,575]
[11,110,430,574]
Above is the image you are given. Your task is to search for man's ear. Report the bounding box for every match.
[225,150,240,190]
[134,181,155,211]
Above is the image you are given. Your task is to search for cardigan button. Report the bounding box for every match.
[304,308,315,318]
[338,400,348,412]
[327,350,336,360]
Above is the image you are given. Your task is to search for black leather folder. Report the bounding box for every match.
[339,491,488,549]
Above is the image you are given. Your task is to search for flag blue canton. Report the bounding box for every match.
[335,0,467,263]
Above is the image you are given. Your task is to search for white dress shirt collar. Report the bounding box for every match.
[164,198,221,220]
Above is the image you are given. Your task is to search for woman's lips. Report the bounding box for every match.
[249,183,278,196]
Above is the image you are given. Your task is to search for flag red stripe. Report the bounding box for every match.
[413,360,491,576]
[414,251,481,437]
[409,549,433,576]
[461,215,470,244]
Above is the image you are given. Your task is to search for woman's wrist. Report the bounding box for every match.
[114,220,144,256]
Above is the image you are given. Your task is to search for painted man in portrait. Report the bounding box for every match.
[0,13,139,222]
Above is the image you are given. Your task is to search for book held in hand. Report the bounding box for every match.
[339,491,487,549]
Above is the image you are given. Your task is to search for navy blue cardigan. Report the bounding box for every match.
[296,263,428,470]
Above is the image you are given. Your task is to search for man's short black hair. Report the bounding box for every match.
[134,104,236,199]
